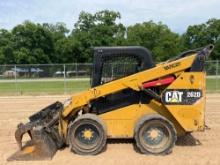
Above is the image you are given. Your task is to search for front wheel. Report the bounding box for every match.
[134,115,177,155]
[68,114,107,155]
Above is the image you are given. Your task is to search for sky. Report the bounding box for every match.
[0,0,219,33]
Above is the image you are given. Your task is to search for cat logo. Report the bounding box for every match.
[165,91,183,103]
[162,89,202,105]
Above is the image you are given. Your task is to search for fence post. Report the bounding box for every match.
[111,64,114,79]
[216,60,219,91]
[14,65,18,95]
[75,63,78,77]
[63,64,66,94]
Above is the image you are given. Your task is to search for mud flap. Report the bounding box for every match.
[7,128,58,161]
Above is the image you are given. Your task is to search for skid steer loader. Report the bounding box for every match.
[8,44,214,161]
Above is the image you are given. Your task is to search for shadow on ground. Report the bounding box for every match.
[176,133,201,146]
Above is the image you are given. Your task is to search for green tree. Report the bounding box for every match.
[181,18,220,59]
[127,21,181,61]
[0,29,15,64]
[0,11,219,65]
[70,10,126,62]
[43,22,71,63]
[9,21,54,64]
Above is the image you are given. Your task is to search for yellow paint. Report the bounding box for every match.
[22,146,35,154]
[163,72,206,132]
[83,129,93,140]
[100,102,185,138]
[149,129,159,139]
[59,118,68,138]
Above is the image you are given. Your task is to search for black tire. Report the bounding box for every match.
[134,114,177,155]
[67,114,107,155]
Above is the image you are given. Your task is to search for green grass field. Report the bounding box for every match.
[206,78,220,91]
[0,78,219,96]
[0,79,90,95]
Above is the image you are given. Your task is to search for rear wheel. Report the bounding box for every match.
[135,115,176,155]
[68,114,107,155]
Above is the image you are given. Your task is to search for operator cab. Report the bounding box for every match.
[90,46,155,114]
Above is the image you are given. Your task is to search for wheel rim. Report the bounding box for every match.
[73,122,102,150]
[139,120,171,153]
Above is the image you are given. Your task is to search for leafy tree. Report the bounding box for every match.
[0,29,15,64]
[70,10,126,62]
[181,18,220,59]
[11,21,54,64]
[43,22,71,63]
[14,47,32,64]
[127,21,181,61]
[0,11,219,65]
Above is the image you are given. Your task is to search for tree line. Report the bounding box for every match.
[0,10,219,64]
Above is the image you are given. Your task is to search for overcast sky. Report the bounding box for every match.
[0,0,219,33]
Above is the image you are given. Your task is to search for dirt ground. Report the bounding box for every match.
[0,94,220,165]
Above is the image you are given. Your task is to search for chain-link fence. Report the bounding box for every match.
[0,63,92,95]
[0,61,219,95]
[205,60,220,92]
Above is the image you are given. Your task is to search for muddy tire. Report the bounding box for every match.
[134,114,176,155]
[68,114,107,155]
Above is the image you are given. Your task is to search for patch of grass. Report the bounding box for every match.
[0,78,219,96]
[0,80,90,95]
[206,78,220,91]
